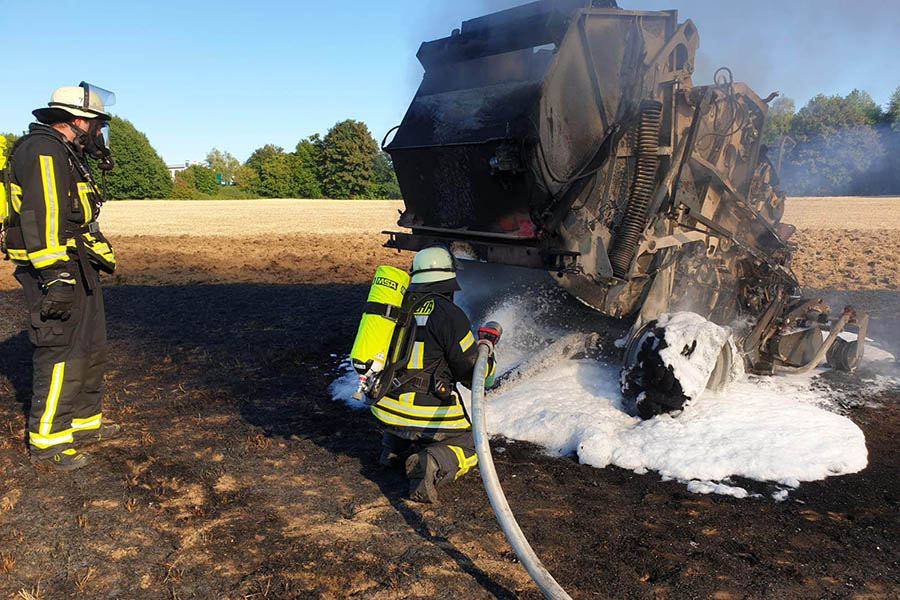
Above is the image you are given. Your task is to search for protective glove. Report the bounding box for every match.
[40,267,77,320]
[477,321,502,346]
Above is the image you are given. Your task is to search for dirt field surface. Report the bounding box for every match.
[1,198,898,599]
[784,197,900,230]
[97,199,406,237]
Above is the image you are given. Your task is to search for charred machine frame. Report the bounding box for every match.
[384,0,865,379]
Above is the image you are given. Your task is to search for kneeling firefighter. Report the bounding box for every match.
[350,245,501,503]
[2,83,120,471]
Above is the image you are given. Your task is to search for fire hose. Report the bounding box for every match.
[471,342,574,600]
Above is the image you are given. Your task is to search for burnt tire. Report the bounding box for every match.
[621,323,688,419]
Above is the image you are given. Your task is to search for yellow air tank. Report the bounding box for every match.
[0,136,7,222]
[350,265,410,383]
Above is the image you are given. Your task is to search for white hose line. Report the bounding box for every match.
[471,343,574,600]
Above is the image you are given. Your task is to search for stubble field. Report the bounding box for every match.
[0,197,898,599]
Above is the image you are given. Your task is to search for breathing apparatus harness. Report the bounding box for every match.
[352,245,462,405]
[1,135,27,259]
[377,246,460,402]
[0,126,111,290]
[365,290,452,404]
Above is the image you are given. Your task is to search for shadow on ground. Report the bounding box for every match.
[0,282,897,599]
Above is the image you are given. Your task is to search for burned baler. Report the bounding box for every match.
[385,0,865,379]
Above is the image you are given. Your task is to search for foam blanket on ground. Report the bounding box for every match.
[482,359,868,498]
[331,275,890,498]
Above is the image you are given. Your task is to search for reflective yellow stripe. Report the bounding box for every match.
[29,246,69,259]
[39,155,60,249]
[29,429,74,449]
[370,405,470,429]
[76,183,93,222]
[10,183,22,213]
[406,341,424,370]
[65,236,116,263]
[449,445,478,480]
[459,331,475,352]
[39,362,65,436]
[7,248,28,261]
[71,413,102,430]
[29,247,70,269]
[376,396,465,418]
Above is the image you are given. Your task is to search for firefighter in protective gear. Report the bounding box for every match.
[4,83,120,471]
[370,245,498,503]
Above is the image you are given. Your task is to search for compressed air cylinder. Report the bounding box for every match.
[350,265,410,375]
[0,136,7,221]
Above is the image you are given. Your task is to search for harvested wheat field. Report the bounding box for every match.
[0,197,898,600]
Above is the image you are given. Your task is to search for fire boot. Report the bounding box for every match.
[406,451,439,503]
[379,448,401,469]
[31,449,91,472]
[75,422,122,448]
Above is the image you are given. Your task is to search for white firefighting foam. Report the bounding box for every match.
[653,311,744,400]
[331,264,897,499]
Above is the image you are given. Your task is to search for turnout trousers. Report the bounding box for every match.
[381,427,479,489]
[14,264,107,458]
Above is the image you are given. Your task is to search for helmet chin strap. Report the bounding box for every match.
[66,121,90,146]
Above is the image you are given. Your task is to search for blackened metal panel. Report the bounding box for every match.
[391,142,541,232]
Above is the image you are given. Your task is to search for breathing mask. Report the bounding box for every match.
[82,120,114,170]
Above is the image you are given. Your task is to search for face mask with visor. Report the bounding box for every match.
[77,82,116,170]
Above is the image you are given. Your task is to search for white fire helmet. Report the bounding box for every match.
[410,245,457,284]
[33,82,115,123]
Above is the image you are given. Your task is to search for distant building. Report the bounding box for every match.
[167,160,208,179]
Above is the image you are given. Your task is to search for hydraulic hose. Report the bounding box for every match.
[609,100,663,278]
[471,343,574,600]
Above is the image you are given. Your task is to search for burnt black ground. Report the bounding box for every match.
[0,281,898,600]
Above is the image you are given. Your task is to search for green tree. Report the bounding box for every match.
[257,155,293,197]
[94,116,171,199]
[782,126,884,195]
[761,96,795,147]
[186,164,218,194]
[171,165,216,199]
[171,168,200,199]
[205,148,240,183]
[292,135,323,198]
[244,144,293,197]
[871,87,900,194]
[233,164,258,189]
[886,86,900,131]
[1,132,19,148]
[781,91,886,195]
[845,89,882,125]
[245,144,284,174]
[320,120,378,198]
[371,151,401,199]
[790,93,873,140]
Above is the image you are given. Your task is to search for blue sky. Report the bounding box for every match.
[4,0,898,164]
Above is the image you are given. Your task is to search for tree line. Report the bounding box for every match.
[762,86,900,196]
[4,85,900,199]
[2,118,401,201]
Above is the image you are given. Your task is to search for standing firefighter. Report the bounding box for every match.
[364,246,500,503]
[2,83,119,471]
